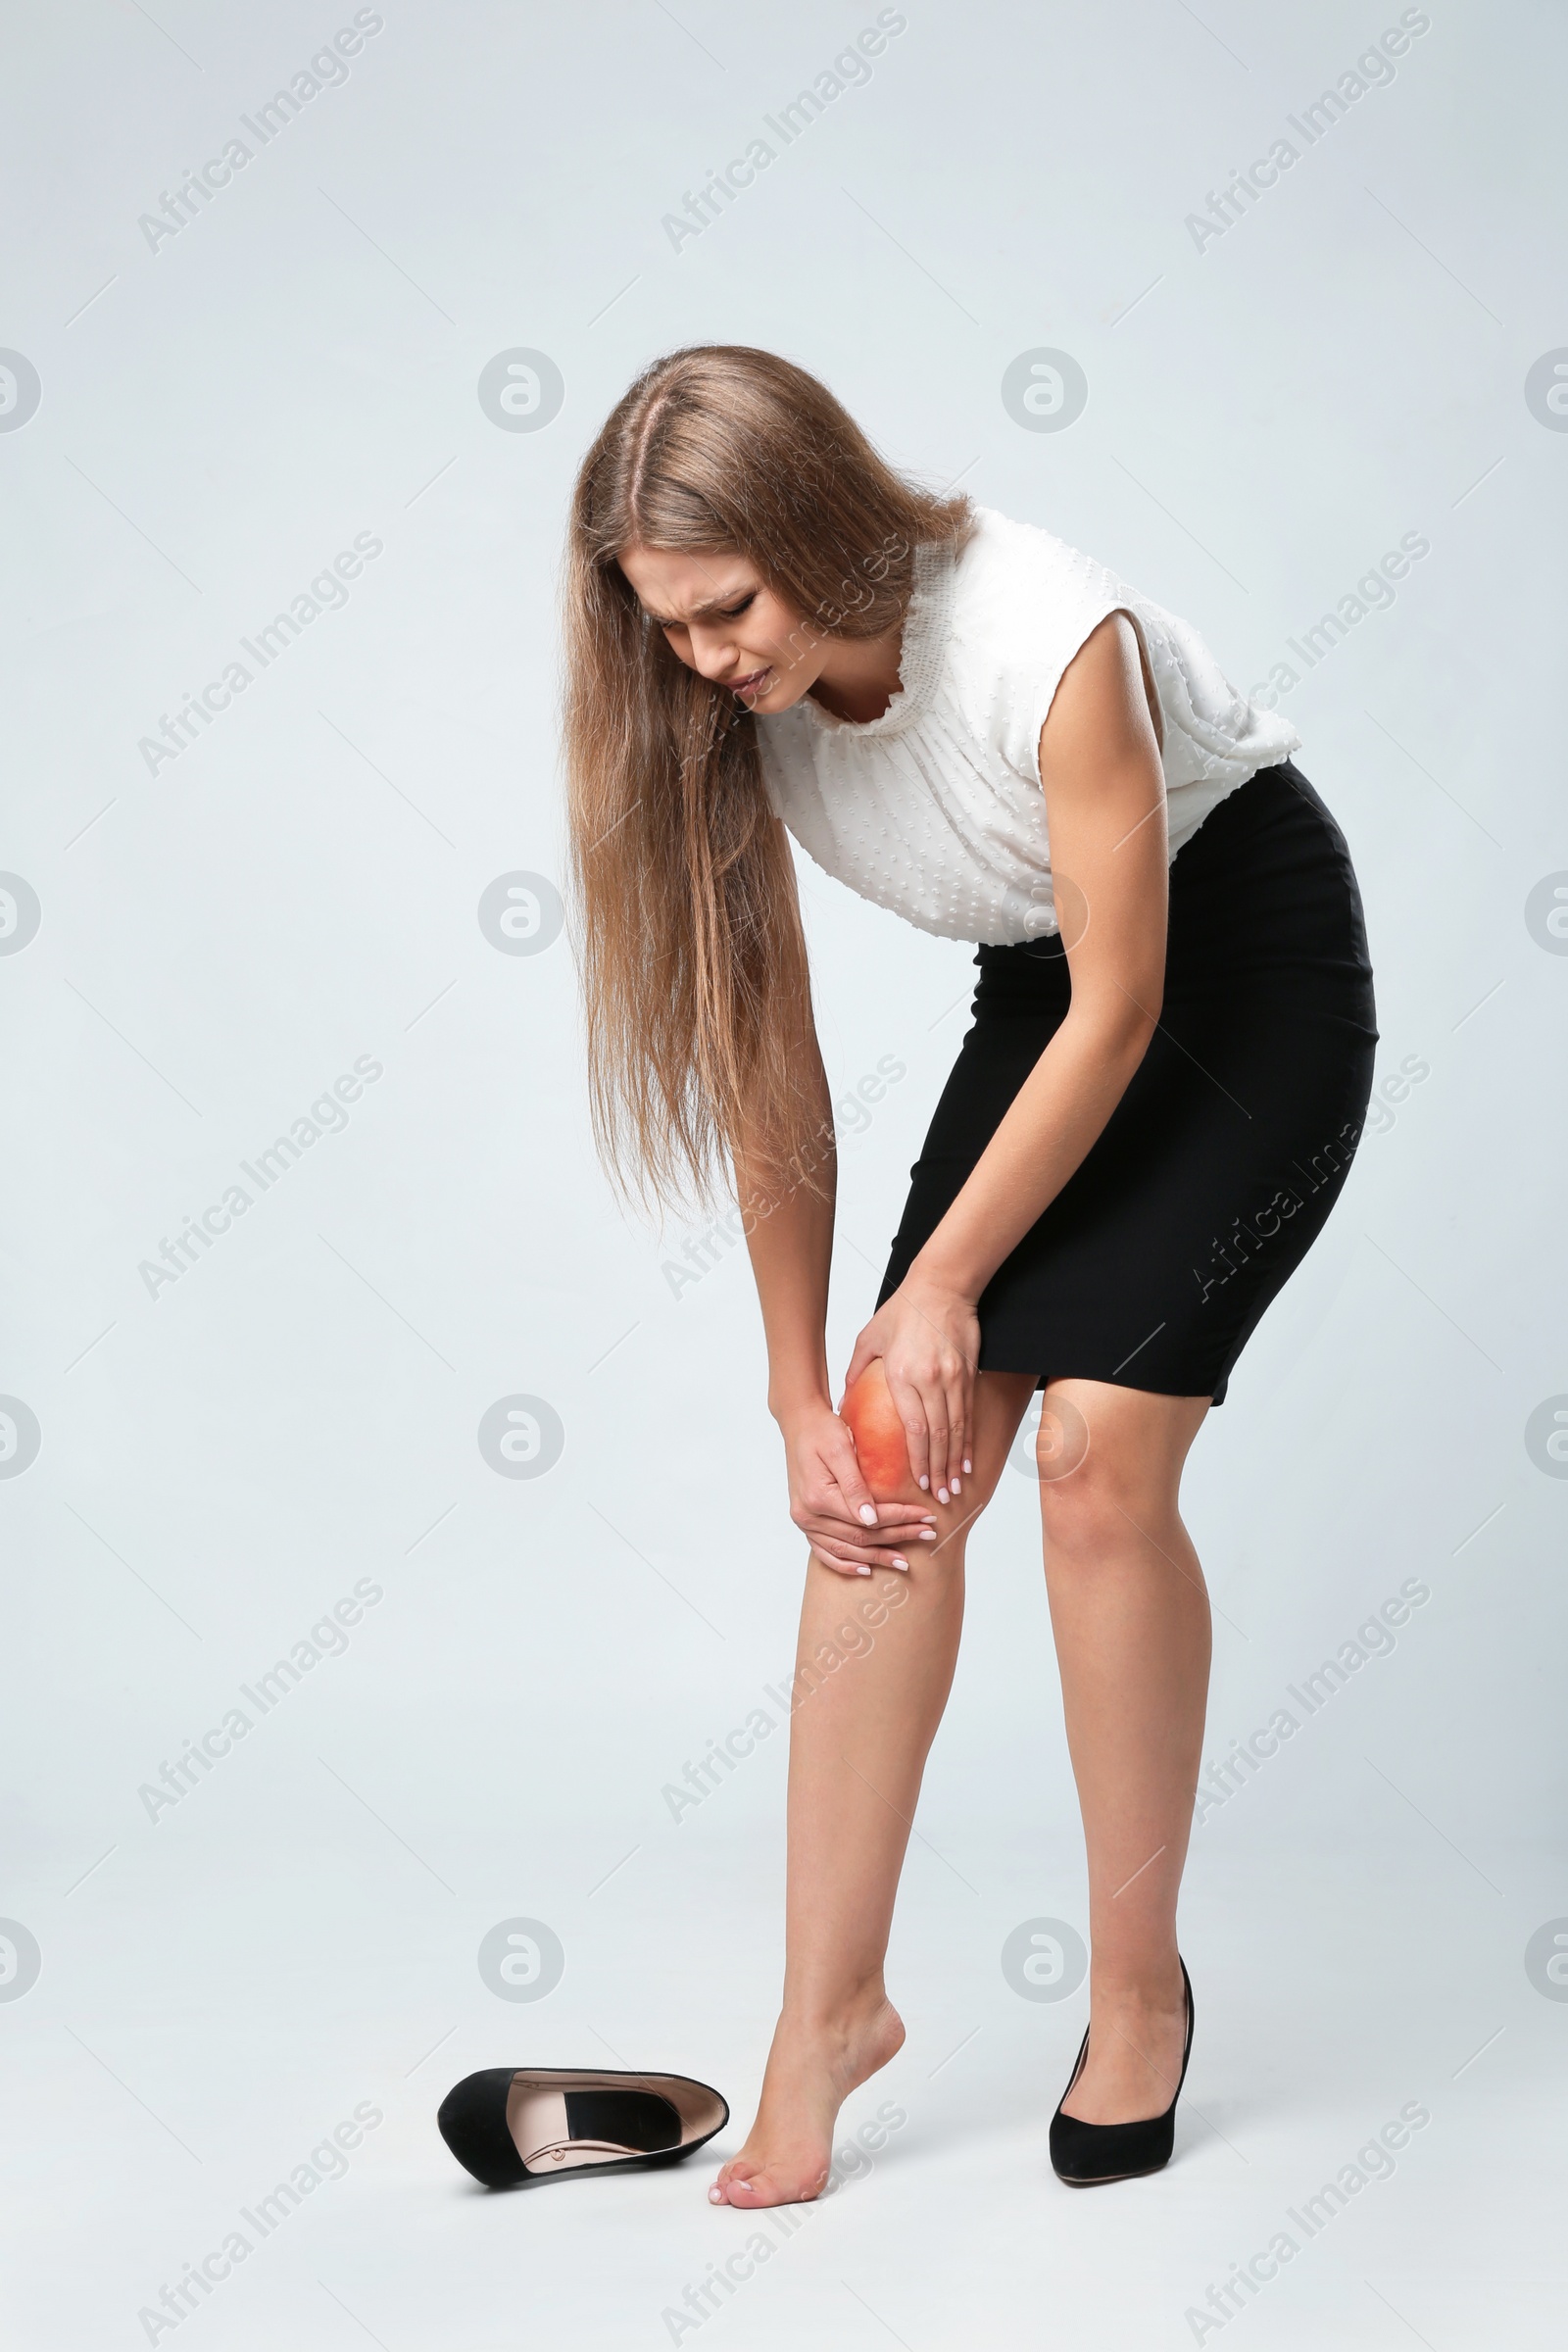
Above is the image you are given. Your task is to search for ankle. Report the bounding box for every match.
[778,1978,890,2039]
[1088,1956,1184,2011]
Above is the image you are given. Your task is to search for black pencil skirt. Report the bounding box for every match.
[874,760,1378,1404]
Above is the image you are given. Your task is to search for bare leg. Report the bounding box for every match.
[1036,1377,1211,2125]
[711,1366,1038,2207]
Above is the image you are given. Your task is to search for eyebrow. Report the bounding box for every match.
[640,585,749,628]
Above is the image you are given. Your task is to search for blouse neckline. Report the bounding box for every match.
[794,536,956,742]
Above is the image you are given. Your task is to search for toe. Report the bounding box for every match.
[716,2162,828,2209]
[709,2163,759,2206]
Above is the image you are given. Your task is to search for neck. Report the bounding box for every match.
[807,618,906,724]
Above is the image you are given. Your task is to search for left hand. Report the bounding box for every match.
[842,1273,980,1504]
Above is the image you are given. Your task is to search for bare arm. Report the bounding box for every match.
[732,1016,835,1429]
[735,823,937,1576]
[843,611,1169,1496]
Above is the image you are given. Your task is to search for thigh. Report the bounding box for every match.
[947,1367,1042,1543]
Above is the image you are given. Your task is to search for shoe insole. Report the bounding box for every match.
[512,2086,682,2173]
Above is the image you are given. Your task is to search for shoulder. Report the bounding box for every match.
[945,508,1133,775]
[948,507,1131,693]
[951,506,1124,624]
[1038,610,1157,778]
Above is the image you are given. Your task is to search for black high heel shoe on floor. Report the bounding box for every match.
[438,2067,728,2189]
[1049,1957,1193,2185]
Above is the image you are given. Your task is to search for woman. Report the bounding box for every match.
[564,346,1376,2206]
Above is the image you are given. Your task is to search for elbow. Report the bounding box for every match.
[1072,987,1161,1070]
[1119,1001,1160,1074]
[1128,988,1162,1051]
[1109,976,1163,1055]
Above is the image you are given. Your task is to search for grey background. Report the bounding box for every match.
[2,2,1564,2345]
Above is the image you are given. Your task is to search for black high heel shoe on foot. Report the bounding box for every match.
[1049,1957,1193,2186]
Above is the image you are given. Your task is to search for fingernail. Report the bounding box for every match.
[918,1476,929,1491]
[937,1487,949,1504]
[857,1564,871,1576]
[891,1556,909,1570]
[951,1477,962,1494]
[918,1528,937,1541]
[709,2185,723,2202]
[963,1458,972,1474]
[858,1504,877,1526]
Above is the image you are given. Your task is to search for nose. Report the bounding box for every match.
[686,625,737,683]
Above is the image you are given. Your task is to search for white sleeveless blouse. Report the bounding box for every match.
[755,505,1300,945]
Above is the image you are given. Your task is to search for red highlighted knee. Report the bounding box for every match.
[840,1361,921,1506]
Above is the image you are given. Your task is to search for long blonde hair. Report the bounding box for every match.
[564,344,970,1212]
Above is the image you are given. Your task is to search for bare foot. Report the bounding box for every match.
[710,1990,906,2208]
[1058,1961,1188,2125]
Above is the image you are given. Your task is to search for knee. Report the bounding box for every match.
[841,1361,923,1507]
[1036,1444,1150,1563]
[1033,1394,1117,1555]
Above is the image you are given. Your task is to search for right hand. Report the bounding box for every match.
[778,1399,937,1578]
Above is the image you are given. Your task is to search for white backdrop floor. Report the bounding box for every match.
[3,1831,1560,2350]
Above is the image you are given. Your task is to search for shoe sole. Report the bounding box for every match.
[1054,2160,1171,2186]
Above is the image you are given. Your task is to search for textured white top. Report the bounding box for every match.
[756,505,1300,945]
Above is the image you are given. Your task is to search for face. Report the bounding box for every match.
[616,543,832,713]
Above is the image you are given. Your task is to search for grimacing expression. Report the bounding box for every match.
[616,543,834,713]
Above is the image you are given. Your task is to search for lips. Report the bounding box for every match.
[730,665,771,699]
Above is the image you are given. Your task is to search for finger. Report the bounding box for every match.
[883,1368,931,1495]
[828,1434,884,1534]
[809,1540,912,1577]
[798,1494,935,1538]
[925,1394,953,1504]
[828,1426,936,1526]
[802,1516,917,1568]
[946,1373,970,1497]
[806,1509,936,1556]
[801,1512,914,1560]
[861,1501,939,1533]
[810,1544,871,1578]
[805,1500,936,1539]
[840,1337,879,1401]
